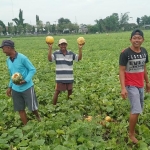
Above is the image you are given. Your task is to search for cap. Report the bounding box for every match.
[58,39,67,45]
[131,29,144,38]
[0,40,14,48]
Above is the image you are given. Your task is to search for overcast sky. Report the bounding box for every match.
[0,0,149,26]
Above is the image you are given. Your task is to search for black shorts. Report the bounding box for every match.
[55,83,73,91]
[12,86,38,111]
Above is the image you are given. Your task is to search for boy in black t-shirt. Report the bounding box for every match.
[119,29,150,143]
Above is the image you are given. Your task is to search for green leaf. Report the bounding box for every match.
[56,129,65,135]
[77,136,85,144]
[106,106,114,113]
[40,145,51,150]
[139,141,148,150]
[1,133,8,138]
[30,139,45,146]
[53,145,70,150]
[7,127,17,133]
[0,138,8,144]
[18,140,29,147]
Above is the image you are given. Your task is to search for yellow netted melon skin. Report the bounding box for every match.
[77,37,85,45]
[46,36,54,44]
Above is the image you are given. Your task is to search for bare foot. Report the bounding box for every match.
[129,134,138,144]
[36,116,41,122]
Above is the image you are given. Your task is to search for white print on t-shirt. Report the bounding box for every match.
[126,58,146,73]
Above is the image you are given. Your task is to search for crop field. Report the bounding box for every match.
[0,31,150,150]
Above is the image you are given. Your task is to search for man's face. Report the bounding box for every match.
[59,43,67,51]
[130,33,144,48]
[2,46,12,56]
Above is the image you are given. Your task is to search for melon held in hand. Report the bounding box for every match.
[77,37,85,45]
[46,36,54,44]
[12,72,23,84]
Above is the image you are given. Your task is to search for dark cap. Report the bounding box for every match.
[131,29,144,38]
[0,40,14,48]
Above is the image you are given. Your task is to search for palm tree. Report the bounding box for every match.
[12,9,25,33]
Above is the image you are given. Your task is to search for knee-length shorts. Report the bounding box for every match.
[126,86,144,114]
[12,86,38,111]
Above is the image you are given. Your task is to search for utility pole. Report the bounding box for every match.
[54,21,57,34]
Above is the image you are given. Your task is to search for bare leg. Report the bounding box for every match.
[53,90,60,105]
[129,113,139,143]
[19,110,28,125]
[68,90,72,99]
[32,110,41,122]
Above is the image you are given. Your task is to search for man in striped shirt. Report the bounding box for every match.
[48,38,83,105]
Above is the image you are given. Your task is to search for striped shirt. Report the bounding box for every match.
[51,50,78,83]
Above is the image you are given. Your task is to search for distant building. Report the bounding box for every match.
[63,28,70,34]
[143,24,150,29]
[78,24,88,34]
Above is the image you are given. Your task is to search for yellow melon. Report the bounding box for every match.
[105,116,111,122]
[46,36,54,44]
[77,37,85,45]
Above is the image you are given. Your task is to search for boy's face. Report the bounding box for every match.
[130,33,144,48]
[59,43,67,51]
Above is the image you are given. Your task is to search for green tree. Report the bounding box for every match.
[25,23,33,33]
[32,26,35,33]
[35,15,43,33]
[8,22,15,35]
[51,24,56,33]
[140,15,150,27]
[137,17,140,26]
[95,19,102,32]
[110,13,119,31]
[36,15,39,25]
[13,25,18,35]
[103,13,119,32]
[57,18,72,33]
[87,24,98,33]
[12,9,25,34]
[119,12,130,31]
[58,18,71,24]
[0,20,6,34]
[45,21,51,33]
[119,12,129,25]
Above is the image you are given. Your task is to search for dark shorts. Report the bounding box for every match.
[126,86,144,114]
[55,83,73,91]
[12,86,38,111]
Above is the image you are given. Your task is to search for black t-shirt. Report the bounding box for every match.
[119,47,148,87]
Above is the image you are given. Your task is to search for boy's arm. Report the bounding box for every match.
[119,65,128,99]
[144,65,150,92]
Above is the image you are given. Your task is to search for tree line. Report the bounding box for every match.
[0,9,150,35]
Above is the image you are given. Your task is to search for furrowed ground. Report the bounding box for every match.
[0,31,150,150]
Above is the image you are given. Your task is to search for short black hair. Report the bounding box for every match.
[131,29,144,38]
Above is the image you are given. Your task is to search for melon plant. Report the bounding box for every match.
[77,37,85,45]
[45,36,54,44]
[11,72,23,84]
